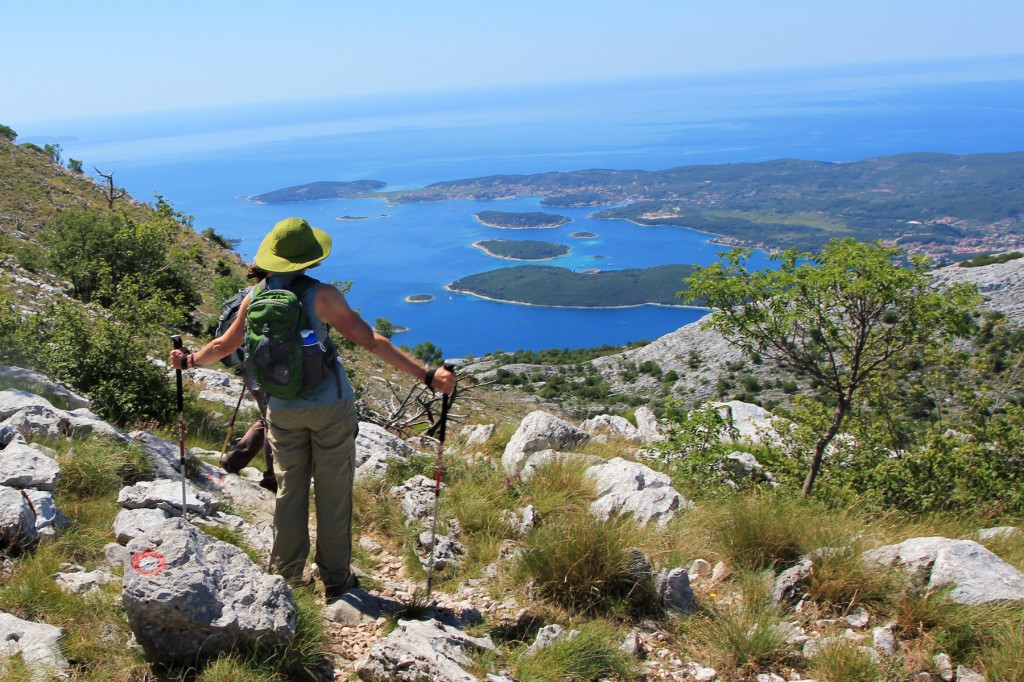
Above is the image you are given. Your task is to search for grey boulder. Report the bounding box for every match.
[863,536,1024,605]
[122,518,295,663]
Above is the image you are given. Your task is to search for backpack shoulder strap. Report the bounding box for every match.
[288,274,317,298]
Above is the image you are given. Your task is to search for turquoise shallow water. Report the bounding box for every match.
[27,58,1024,357]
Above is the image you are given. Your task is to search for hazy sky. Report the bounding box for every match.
[5,1,1023,124]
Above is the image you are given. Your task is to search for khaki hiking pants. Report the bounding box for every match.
[266,398,358,590]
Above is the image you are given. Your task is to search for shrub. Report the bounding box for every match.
[2,297,176,425]
[516,514,658,616]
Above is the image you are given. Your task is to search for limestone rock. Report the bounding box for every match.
[502,411,589,475]
[863,536,1024,605]
[461,423,495,447]
[0,485,39,550]
[122,519,295,663]
[392,475,440,526]
[0,610,68,681]
[586,457,691,526]
[0,365,90,410]
[0,442,60,491]
[633,405,664,444]
[355,617,497,682]
[356,422,420,482]
[580,414,641,442]
[656,567,696,616]
[117,479,219,518]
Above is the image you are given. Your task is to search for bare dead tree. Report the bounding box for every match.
[359,374,484,439]
[94,167,127,209]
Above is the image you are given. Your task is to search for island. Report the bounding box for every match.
[404,294,435,303]
[336,214,388,221]
[571,231,597,239]
[447,264,700,308]
[249,180,387,204]
[474,210,571,229]
[473,239,570,261]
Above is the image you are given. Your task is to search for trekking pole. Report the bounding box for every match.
[220,382,246,457]
[171,335,189,522]
[425,365,455,599]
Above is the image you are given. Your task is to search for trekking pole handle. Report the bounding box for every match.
[171,335,184,412]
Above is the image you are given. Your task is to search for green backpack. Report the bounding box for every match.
[244,275,327,400]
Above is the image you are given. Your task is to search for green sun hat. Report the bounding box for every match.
[253,217,332,272]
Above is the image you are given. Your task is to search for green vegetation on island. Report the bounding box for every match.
[473,210,571,228]
[474,239,569,260]
[449,264,699,307]
[250,180,387,203]
[404,294,434,302]
[571,231,597,238]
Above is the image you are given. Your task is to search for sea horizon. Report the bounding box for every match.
[17,56,1024,358]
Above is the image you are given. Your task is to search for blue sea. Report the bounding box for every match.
[22,57,1024,358]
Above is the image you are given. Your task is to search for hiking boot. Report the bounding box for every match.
[259,473,278,493]
[219,456,242,474]
[324,575,359,603]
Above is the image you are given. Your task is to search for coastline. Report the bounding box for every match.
[443,282,708,311]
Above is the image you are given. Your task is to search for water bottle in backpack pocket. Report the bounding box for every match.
[300,328,324,388]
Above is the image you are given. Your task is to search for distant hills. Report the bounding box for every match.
[249,180,387,204]
[254,152,1024,257]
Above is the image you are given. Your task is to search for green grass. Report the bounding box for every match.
[513,622,641,682]
[707,492,817,572]
[807,639,885,681]
[805,542,906,612]
[688,570,794,674]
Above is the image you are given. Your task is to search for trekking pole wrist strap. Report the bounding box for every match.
[423,367,436,388]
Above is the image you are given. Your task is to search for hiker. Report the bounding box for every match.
[169,217,455,600]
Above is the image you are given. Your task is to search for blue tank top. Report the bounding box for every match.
[251,273,355,409]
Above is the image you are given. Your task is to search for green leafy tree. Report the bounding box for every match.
[406,340,443,365]
[683,238,979,496]
[43,143,62,164]
[374,317,396,339]
[0,124,16,142]
[39,209,201,315]
[67,158,83,173]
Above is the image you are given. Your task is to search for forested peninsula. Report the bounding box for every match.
[447,264,699,307]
